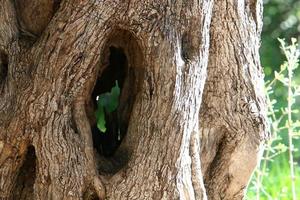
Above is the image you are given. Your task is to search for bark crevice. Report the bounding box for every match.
[13,145,36,200]
[0,51,8,86]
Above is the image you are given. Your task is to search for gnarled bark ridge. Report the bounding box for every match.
[0,0,267,199]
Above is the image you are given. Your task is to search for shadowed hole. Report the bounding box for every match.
[0,52,8,85]
[181,31,199,62]
[88,30,143,175]
[91,46,127,158]
[83,188,100,200]
[13,145,36,200]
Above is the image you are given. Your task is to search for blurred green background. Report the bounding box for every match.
[262,0,300,85]
[246,0,300,199]
[262,0,300,76]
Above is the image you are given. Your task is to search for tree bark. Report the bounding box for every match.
[0,0,267,199]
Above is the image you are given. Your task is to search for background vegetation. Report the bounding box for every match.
[246,0,300,199]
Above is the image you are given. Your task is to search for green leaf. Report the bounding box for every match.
[97,93,110,107]
[106,81,120,113]
[280,63,287,71]
[96,105,106,132]
[95,80,121,133]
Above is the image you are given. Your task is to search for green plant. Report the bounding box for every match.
[95,81,120,133]
[247,38,300,200]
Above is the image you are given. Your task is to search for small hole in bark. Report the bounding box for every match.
[53,0,61,12]
[0,52,8,84]
[13,145,36,200]
[181,33,190,61]
[83,188,100,200]
[181,32,198,62]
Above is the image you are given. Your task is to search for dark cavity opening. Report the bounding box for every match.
[53,0,61,12]
[83,188,100,200]
[0,52,8,84]
[181,32,199,62]
[88,30,143,174]
[90,46,127,158]
[13,146,36,200]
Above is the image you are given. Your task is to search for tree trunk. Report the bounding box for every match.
[0,0,267,199]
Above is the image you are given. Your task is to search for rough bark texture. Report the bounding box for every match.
[199,1,267,199]
[0,0,267,199]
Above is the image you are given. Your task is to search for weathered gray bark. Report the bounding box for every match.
[0,0,267,199]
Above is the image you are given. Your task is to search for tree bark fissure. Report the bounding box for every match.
[0,0,267,199]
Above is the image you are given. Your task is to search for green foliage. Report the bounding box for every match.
[261,0,300,124]
[246,39,300,200]
[95,81,120,133]
[247,155,300,199]
[261,0,300,77]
